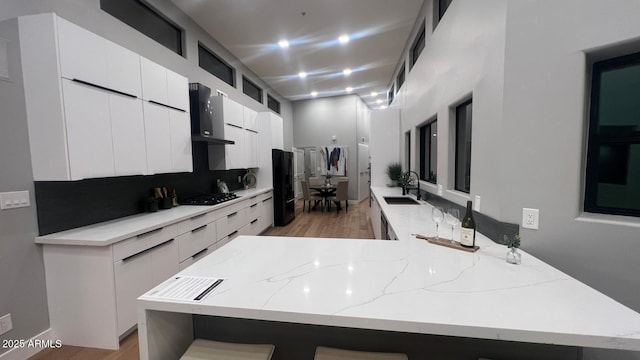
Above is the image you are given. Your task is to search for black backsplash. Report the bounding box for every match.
[35,143,248,235]
[406,187,519,244]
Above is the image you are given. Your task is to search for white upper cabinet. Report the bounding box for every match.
[212,96,243,128]
[270,113,284,150]
[140,57,169,105]
[61,79,115,180]
[169,109,193,173]
[244,130,259,168]
[141,57,189,112]
[57,17,108,88]
[18,13,191,180]
[109,94,147,176]
[166,69,189,111]
[243,107,258,132]
[106,41,142,98]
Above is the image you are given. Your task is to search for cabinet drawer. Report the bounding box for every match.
[238,217,261,236]
[245,196,262,220]
[177,211,217,235]
[215,231,240,250]
[179,245,214,270]
[177,221,217,262]
[215,200,246,220]
[216,208,246,241]
[113,224,177,262]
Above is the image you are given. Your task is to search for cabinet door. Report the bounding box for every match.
[143,102,173,174]
[243,107,258,131]
[371,196,382,239]
[225,124,245,169]
[244,130,258,168]
[110,95,146,176]
[169,109,193,173]
[270,113,284,150]
[150,239,179,286]
[114,252,153,335]
[140,57,168,105]
[57,17,108,87]
[224,97,244,128]
[166,70,189,112]
[61,79,115,180]
[106,40,141,97]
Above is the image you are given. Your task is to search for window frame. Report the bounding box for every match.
[267,94,281,114]
[454,98,472,193]
[242,76,263,104]
[100,0,184,56]
[439,0,453,21]
[584,52,640,217]
[410,21,426,70]
[388,84,395,106]
[198,43,236,87]
[419,118,438,184]
[397,63,406,90]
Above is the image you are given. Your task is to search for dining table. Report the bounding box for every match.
[309,184,338,211]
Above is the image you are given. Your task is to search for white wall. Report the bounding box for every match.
[500,3,640,358]
[292,95,370,201]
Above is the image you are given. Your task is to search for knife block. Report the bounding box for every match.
[159,197,172,209]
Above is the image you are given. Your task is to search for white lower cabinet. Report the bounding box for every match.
[114,250,153,335]
[371,195,382,239]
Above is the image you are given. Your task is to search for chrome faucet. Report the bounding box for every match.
[403,171,421,201]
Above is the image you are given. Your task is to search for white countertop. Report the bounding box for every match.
[35,187,272,246]
[138,187,640,351]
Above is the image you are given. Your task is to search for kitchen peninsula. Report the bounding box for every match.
[137,187,640,360]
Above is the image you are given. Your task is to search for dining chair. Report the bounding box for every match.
[301,180,324,212]
[308,176,322,186]
[327,180,348,213]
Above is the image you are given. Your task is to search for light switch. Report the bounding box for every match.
[0,191,30,210]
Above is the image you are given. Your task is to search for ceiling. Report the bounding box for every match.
[170,0,425,109]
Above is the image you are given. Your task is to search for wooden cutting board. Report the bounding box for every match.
[415,234,479,253]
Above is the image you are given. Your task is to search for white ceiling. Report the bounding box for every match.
[170,0,425,109]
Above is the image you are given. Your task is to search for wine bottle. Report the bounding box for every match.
[460,200,476,247]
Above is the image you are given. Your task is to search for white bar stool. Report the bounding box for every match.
[180,339,275,360]
[314,346,408,360]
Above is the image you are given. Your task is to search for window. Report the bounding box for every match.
[419,120,437,183]
[198,44,235,87]
[405,131,411,171]
[454,99,472,193]
[388,85,395,106]
[410,22,426,69]
[585,52,640,217]
[439,0,453,21]
[101,0,183,56]
[267,94,281,114]
[243,76,263,104]
[397,63,406,90]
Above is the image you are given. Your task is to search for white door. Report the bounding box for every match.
[292,147,305,199]
[358,144,370,202]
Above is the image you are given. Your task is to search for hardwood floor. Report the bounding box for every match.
[28,198,374,360]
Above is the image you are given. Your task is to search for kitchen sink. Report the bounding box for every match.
[383,196,420,205]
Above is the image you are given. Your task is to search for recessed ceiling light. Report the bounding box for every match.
[298,71,307,79]
[338,34,350,44]
[346,87,353,93]
[278,39,289,48]
[343,68,352,76]
[371,91,378,97]
[311,91,318,97]
[376,99,383,104]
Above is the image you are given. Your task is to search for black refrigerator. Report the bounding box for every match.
[272,149,295,226]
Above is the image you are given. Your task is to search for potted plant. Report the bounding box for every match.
[386,162,403,187]
[503,234,522,265]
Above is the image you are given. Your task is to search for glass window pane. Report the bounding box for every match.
[198,44,235,87]
[243,77,263,103]
[455,100,472,193]
[587,53,640,216]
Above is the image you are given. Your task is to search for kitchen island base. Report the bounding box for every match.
[139,311,580,360]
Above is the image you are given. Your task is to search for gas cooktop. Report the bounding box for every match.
[178,193,238,206]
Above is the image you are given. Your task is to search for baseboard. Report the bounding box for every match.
[0,328,55,360]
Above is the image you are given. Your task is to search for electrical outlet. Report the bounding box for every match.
[238,175,242,183]
[0,313,12,335]
[474,195,481,211]
[437,184,443,196]
[522,208,539,230]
